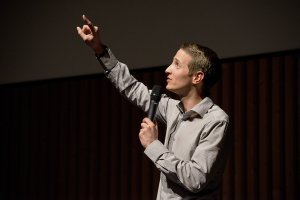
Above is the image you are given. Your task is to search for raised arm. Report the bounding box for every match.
[76,15,169,124]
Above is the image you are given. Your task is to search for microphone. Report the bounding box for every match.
[148,85,162,121]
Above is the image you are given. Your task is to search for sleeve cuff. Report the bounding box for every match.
[144,140,169,163]
[95,47,119,73]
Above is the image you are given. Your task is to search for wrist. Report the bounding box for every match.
[94,46,111,75]
[143,139,155,149]
[94,44,106,55]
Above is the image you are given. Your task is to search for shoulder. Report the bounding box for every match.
[159,94,181,116]
[160,94,180,107]
[207,104,229,123]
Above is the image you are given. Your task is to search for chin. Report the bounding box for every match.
[166,86,176,94]
[166,85,173,91]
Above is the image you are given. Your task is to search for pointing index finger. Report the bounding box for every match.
[82,14,96,33]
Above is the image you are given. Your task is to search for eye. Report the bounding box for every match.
[173,60,179,67]
[172,58,181,69]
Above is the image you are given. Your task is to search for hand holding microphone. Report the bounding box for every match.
[139,85,162,148]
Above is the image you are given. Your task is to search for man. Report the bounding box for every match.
[77,15,231,200]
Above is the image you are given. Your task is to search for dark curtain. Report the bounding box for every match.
[0,50,299,200]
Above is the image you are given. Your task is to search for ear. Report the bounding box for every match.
[192,71,204,84]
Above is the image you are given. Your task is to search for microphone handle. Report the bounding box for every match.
[148,100,158,121]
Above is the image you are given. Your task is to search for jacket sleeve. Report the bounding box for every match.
[98,48,168,122]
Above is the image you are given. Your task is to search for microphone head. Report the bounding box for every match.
[150,85,162,102]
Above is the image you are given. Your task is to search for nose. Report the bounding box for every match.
[165,65,171,74]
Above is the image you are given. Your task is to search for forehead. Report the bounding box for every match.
[174,49,192,65]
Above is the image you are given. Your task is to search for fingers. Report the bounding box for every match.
[139,118,158,148]
[82,14,91,25]
[140,118,157,131]
[82,14,96,33]
[141,118,154,127]
[76,26,89,40]
[76,24,95,41]
[76,26,85,39]
[143,117,155,125]
[76,26,82,35]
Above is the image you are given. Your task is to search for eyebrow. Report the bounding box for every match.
[173,57,181,63]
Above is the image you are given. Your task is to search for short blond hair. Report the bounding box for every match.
[180,42,221,94]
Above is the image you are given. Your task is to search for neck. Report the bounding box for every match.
[180,90,205,112]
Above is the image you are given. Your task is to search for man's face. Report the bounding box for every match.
[165,49,194,96]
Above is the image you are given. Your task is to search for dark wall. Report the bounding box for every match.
[0,50,299,200]
[1,1,300,85]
